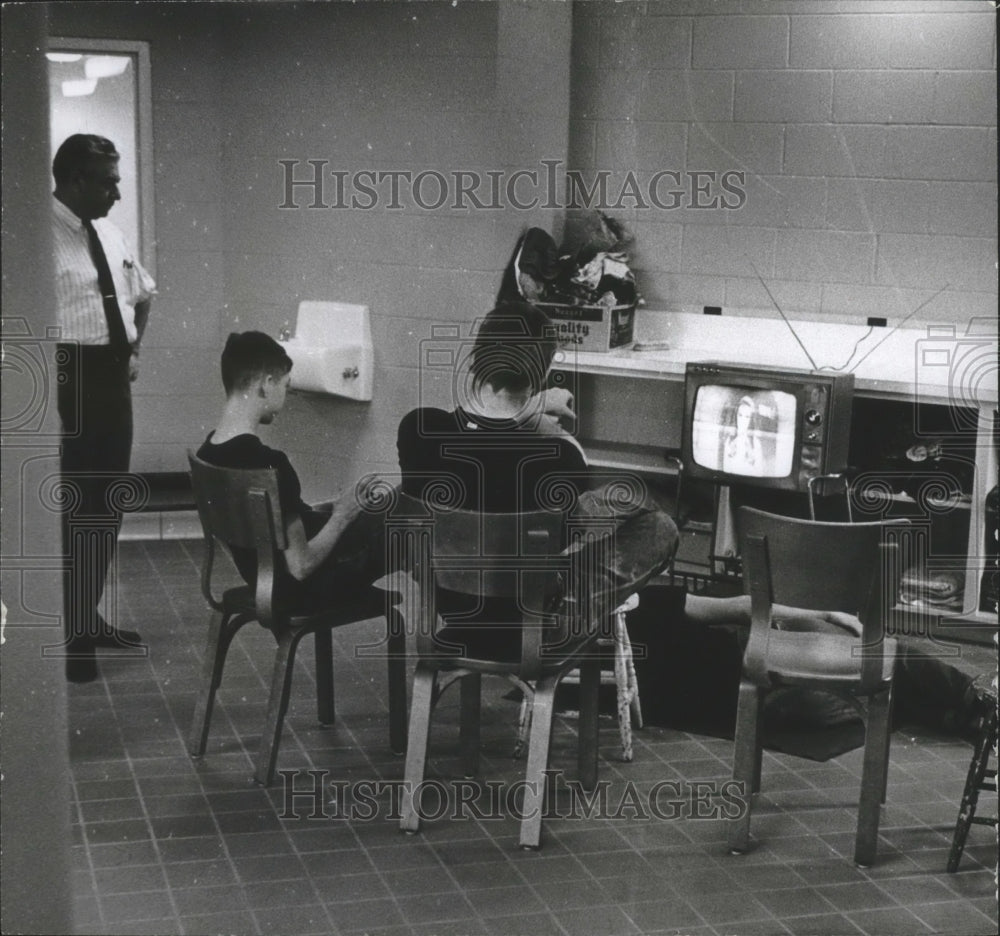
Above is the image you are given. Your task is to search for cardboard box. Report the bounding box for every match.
[538,301,636,352]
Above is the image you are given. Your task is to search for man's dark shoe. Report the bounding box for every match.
[92,625,143,648]
[66,640,98,683]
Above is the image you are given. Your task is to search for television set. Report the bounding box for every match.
[681,362,855,492]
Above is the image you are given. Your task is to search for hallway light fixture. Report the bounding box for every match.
[61,78,97,97]
[84,55,131,79]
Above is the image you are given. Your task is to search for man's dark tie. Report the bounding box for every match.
[83,218,129,350]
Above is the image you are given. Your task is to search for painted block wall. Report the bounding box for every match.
[48,3,230,476]
[48,1,573,499]
[1,6,74,933]
[212,1,572,499]
[570,0,997,327]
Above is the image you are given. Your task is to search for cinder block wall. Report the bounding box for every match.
[47,1,573,495]
[48,3,230,476]
[570,0,997,326]
[216,1,572,496]
[47,0,995,491]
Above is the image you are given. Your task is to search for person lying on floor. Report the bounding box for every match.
[396,300,680,658]
[622,583,978,739]
[196,331,385,609]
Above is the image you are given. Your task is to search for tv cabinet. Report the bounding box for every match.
[551,311,998,640]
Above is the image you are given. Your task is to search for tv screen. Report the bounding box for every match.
[690,385,797,479]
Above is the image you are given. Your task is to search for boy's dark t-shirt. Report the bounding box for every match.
[196,432,312,597]
[396,407,590,659]
[397,407,588,513]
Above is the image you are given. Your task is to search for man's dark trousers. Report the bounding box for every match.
[57,342,134,647]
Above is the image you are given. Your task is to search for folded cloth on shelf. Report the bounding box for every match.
[899,568,964,609]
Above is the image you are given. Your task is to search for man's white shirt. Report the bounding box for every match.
[52,197,155,344]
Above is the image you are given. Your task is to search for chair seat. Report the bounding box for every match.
[220,585,254,613]
[765,631,897,687]
[431,629,600,674]
[221,583,393,629]
[287,585,395,626]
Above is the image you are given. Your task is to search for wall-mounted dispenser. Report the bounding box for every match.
[280,301,374,401]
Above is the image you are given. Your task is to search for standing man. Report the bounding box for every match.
[52,134,155,682]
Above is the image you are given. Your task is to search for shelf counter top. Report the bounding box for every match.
[552,311,998,406]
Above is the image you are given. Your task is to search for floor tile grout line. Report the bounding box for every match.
[104,542,241,932]
[67,542,999,936]
[80,703,184,929]
[109,555,191,931]
[150,535,371,933]
[70,774,108,933]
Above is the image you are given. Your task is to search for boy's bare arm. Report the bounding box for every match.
[282,495,363,581]
[684,593,862,637]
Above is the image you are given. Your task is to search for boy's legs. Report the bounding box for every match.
[569,487,679,623]
[294,508,388,609]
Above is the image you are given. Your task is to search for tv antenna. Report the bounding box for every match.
[847,282,950,375]
[747,258,819,371]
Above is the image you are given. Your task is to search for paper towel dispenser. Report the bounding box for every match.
[280,301,374,401]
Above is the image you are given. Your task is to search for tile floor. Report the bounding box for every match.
[68,540,997,936]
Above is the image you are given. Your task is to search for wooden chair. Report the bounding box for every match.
[728,507,907,868]
[947,672,998,873]
[391,492,607,850]
[186,453,407,786]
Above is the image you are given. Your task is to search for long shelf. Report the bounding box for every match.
[552,310,998,406]
[562,335,996,630]
[580,440,677,478]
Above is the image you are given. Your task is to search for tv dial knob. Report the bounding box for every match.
[804,408,823,426]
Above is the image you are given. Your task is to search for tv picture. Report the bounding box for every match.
[681,363,854,492]
[692,385,797,478]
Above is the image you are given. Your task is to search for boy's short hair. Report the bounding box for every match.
[469,301,557,397]
[52,134,119,185]
[220,331,293,395]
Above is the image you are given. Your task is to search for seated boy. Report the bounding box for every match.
[396,301,679,658]
[197,331,384,609]
[396,302,870,659]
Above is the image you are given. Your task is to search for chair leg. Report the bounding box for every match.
[386,607,408,756]
[314,627,335,726]
[460,673,482,779]
[254,627,307,787]
[882,682,896,804]
[578,658,601,790]
[623,621,643,730]
[400,663,436,834]
[188,610,244,757]
[514,690,531,759]
[947,701,997,873]
[855,687,892,868]
[612,619,634,762]
[519,676,559,850]
[729,679,764,855]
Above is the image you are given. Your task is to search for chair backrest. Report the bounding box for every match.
[737,507,904,614]
[188,452,286,550]
[188,451,286,623]
[390,492,576,676]
[737,506,908,690]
